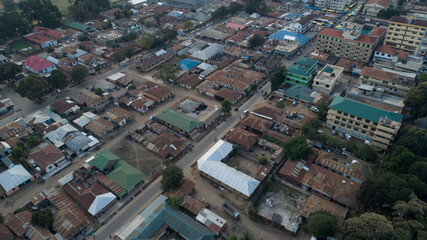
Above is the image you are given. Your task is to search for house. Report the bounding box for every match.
[282,85,324,104]
[100,8,121,19]
[196,208,227,236]
[190,43,225,62]
[226,128,258,151]
[88,150,145,198]
[113,18,142,33]
[241,114,273,134]
[105,107,133,126]
[291,14,316,34]
[268,30,311,47]
[29,144,65,174]
[141,81,175,103]
[300,195,348,229]
[146,132,189,159]
[199,29,231,42]
[4,210,31,237]
[71,89,109,112]
[178,74,201,89]
[44,124,97,155]
[50,98,80,115]
[0,224,13,240]
[301,164,361,209]
[62,169,117,217]
[359,66,413,97]
[115,195,215,240]
[214,88,243,104]
[312,64,344,95]
[0,164,33,196]
[73,111,100,129]
[278,151,317,186]
[0,121,31,147]
[84,118,114,138]
[373,45,409,62]
[25,224,56,240]
[128,97,154,113]
[365,0,392,17]
[285,57,318,86]
[24,27,68,48]
[0,54,8,64]
[156,108,204,137]
[24,55,56,74]
[197,140,260,198]
[136,51,173,72]
[206,65,263,92]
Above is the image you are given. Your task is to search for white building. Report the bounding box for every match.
[315,0,351,11]
[365,0,392,16]
[312,64,343,95]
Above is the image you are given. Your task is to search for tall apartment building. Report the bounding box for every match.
[359,66,415,97]
[312,64,343,95]
[326,96,402,151]
[315,0,351,11]
[384,16,427,55]
[285,57,318,86]
[316,23,386,62]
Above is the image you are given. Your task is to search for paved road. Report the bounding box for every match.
[0,60,139,126]
[95,82,272,239]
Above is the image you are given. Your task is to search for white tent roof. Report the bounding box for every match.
[197,140,260,197]
[0,165,32,192]
[191,43,224,61]
[107,72,126,82]
[88,192,116,216]
[197,62,213,70]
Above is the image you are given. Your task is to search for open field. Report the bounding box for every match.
[52,0,70,15]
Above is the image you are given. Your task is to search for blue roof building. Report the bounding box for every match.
[115,195,215,240]
[268,30,311,46]
[178,59,201,70]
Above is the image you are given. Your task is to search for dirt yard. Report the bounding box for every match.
[110,139,162,177]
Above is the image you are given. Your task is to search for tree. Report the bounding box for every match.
[248,34,265,49]
[1,0,18,11]
[161,164,183,192]
[377,6,402,20]
[343,213,396,240]
[0,11,31,40]
[354,144,378,163]
[270,66,286,91]
[123,47,134,60]
[0,213,3,224]
[77,33,89,42]
[211,6,228,19]
[404,82,427,119]
[94,88,103,96]
[245,0,268,15]
[228,2,242,14]
[16,75,47,100]
[70,65,88,83]
[240,229,252,240]
[183,20,194,30]
[418,73,427,83]
[258,156,268,165]
[140,32,155,49]
[381,146,418,174]
[409,161,427,183]
[317,100,330,120]
[19,0,62,28]
[225,235,238,240]
[111,51,125,62]
[307,211,336,239]
[26,132,41,147]
[283,135,312,161]
[153,63,178,82]
[31,209,53,227]
[167,195,183,210]
[11,145,26,161]
[0,63,22,83]
[46,46,54,53]
[395,126,427,157]
[275,101,285,108]
[221,99,232,114]
[47,69,67,89]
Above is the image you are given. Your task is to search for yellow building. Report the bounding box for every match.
[326,96,402,151]
[384,16,427,55]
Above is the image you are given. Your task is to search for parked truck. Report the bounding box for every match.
[222,201,240,220]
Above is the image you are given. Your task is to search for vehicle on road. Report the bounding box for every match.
[222,201,240,220]
[234,107,239,111]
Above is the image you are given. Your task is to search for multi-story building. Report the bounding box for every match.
[384,16,427,55]
[359,66,415,97]
[291,14,316,34]
[315,23,386,62]
[326,96,402,151]
[285,57,318,86]
[315,0,351,11]
[312,64,343,95]
[364,0,392,17]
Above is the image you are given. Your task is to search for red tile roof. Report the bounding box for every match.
[24,56,55,72]
[29,144,64,170]
[369,27,386,37]
[0,223,14,239]
[358,35,377,44]
[318,28,343,38]
[225,22,246,30]
[375,45,409,59]
[5,211,31,236]
[366,0,391,8]
[33,27,67,40]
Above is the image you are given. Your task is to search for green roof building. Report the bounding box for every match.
[285,57,318,86]
[156,108,204,135]
[326,96,403,150]
[88,150,145,198]
[283,84,316,103]
[62,21,91,32]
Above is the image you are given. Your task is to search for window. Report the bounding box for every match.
[336,116,341,120]
[365,119,370,123]
[349,120,353,124]
[363,125,368,129]
[361,130,367,134]
[343,113,348,116]
[354,127,358,131]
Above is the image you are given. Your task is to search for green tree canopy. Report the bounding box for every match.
[307,211,337,239]
[377,6,402,20]
[70,65,88,83]
[270,66,286,91]
[11,144,26,162]
[167,195,183,210]
[140,32,155,49]
[111,51,125,62]
[0,63,22,83]
[395,126,427,157]
[94,88,103,96]
[47,69,67,89]
[354,144,378,163]
[0,10,32,40]
[418,73,427,83]
[404,81,427,119]
[1,0,18,11]
[283,135,312,161]
[69,0,110,21]
[317,100,330,121]
[31,209,53,227]
[123,47,134,59]
[225,235,238,240]
[183,20,194,30]
[245,0,268,15]
[221,99,232,114]
[248,34,265,49]
[161,164,183,192]
[343,213,396,240]
[258,156,268,165]
[153,63,178,82]
[19,0,62,28]
[16,74,47,100]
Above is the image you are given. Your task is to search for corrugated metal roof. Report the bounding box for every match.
[0,164,32,192]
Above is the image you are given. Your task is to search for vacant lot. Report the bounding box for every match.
[110,139,162,177]
[52,0,70,15]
